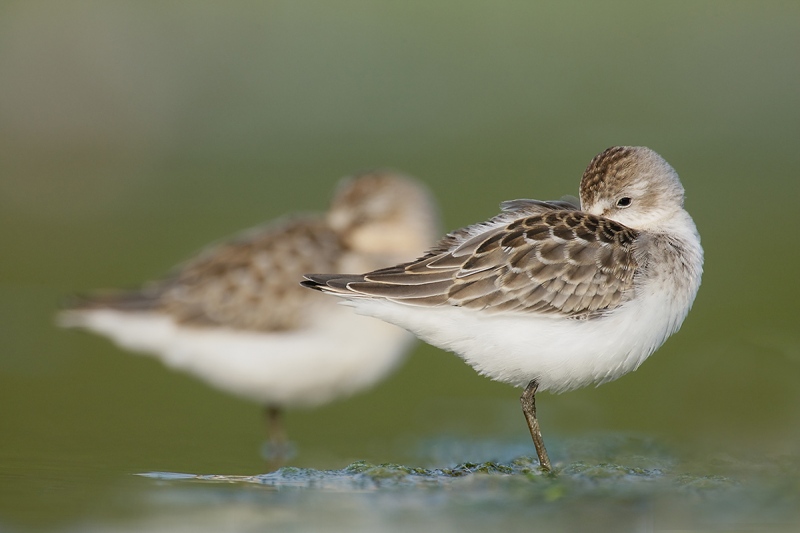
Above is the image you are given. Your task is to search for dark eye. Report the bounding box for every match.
[616,197,632,208]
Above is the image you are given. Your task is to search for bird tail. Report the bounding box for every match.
[57,286,164,328]
[301,274,368,297]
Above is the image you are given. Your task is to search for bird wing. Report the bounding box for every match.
[71,216,344,331]
[304,204,639,319]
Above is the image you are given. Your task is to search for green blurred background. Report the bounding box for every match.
[2,1,799,530]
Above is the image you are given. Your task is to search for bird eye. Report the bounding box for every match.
[616,197,632,208]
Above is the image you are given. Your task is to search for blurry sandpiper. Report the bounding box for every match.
[303,147,703,472]
[59,171,440,459]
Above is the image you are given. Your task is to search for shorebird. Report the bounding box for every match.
[60,171,440,457]
[303,147,703,471]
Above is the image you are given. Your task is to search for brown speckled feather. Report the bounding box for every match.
[158,216,343,330]
[73,216,344,331]
[315,203,640,319]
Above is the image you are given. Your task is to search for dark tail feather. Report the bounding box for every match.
[301,273,365,293]
[61,286,163,312]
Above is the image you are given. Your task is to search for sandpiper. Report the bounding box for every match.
[303,147,704,471]
[60,171,440,456]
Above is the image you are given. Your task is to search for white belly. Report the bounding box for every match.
[61,302,414,408]
[349,283,688,392]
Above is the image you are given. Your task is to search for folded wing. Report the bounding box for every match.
[70,216,343,331]
[304,203,639,319]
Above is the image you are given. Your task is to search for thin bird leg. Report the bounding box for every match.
[520,380,552,472]
[263,405,290,468]
[265,406,286,447]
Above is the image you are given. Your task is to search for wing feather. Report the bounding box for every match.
[160,216,342,330]
[307,205,640,319]
[73,216,344,332]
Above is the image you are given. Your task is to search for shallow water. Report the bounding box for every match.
[49,437,800,532]
[3,2,800,531]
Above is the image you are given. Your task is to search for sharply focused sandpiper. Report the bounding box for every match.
[303,147,704,471]
[60,171,440,455]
